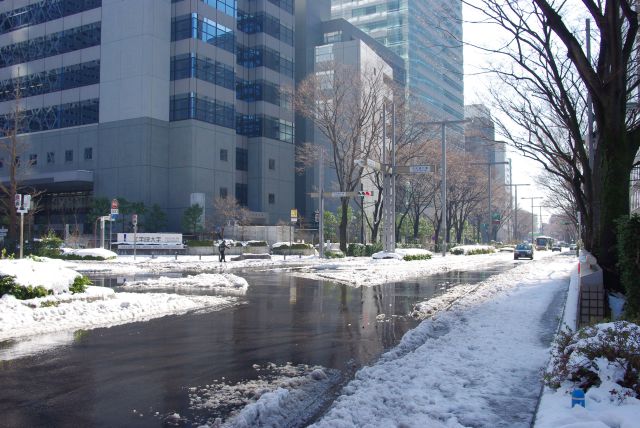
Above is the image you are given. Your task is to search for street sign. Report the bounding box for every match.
[110,213,118,221]
[357,190,374,197]
[14,194,21,209]
[23,194,31,210]
[111,199,119,210]
[314,210,319,223]
[394,165,433,174]
[308,191,360,198]
[290,208,298,223]
[111,208,118,215]
[331,192,349,197]
[132,214,138,226]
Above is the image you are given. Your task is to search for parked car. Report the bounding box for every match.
[514,243,534,260]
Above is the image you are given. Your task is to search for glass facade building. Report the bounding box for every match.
[0,0,295,233]
[331,0,463,122]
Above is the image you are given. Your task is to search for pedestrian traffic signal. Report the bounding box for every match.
[358,191,374,197]
[314,210,319,223]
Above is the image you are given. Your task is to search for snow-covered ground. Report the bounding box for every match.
[306,254,636,427]
[120,273,249,295]
[0,258,242,343]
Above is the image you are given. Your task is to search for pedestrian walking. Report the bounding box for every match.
[218,240,229,262]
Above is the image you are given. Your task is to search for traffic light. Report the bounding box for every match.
[358,190,374,197]
[314,210,319,223]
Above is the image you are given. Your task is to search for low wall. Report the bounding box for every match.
[577,251,605,327]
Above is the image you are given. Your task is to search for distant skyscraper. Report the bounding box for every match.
[331,0,463,123]
[465,104,505,185]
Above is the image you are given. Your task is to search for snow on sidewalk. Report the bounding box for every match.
[311,257,574,428]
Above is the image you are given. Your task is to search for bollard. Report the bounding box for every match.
[199,254,201,261]
[571,388,585,408]
[175,252,178,261]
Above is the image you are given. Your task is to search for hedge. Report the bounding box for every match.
[616,214,640,318]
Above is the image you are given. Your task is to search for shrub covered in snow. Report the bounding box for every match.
[450,245,495,255]
[403,253,432,261]
[544,321,640,401]
[347,242,382,257]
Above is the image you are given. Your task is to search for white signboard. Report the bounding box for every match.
[116,233,182,245]
[409,165,432,173]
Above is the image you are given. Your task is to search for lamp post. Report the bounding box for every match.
[506,183,530,242]
[471,160,509,243]
[522,196,543,242]
[420,119,468,255]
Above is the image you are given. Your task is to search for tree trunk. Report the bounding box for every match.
[339,197,349,252]
[590,132,633,291]
[412,211,421,241]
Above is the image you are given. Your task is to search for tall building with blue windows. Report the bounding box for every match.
[330,0,463,124]
[0,0,294,235]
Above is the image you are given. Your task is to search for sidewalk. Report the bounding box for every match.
[310,257,575,427]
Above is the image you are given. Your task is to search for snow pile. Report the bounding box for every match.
[535,321,640,428]
[0,290,236,341]
[0,258,80,294]
[449,244,495,255]
[371,251,403,260]
[121,273,249,294]
[62,248,117,259]
[188,363,340,427]
[312,258,575,427]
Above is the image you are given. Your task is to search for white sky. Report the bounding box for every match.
[462,2,551,224]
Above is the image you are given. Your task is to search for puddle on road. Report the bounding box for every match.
[0,264,514,427]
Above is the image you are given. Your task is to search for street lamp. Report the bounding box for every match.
[420,119,468,256]
[521,196,543,242]
[506,183,530,242]
[471,160,509,243]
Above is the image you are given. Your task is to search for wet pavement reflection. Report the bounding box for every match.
[0,264,513,427]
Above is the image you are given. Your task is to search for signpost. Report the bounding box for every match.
[15,194,31,259]
[110,199,119,250]
[132,213,138,260]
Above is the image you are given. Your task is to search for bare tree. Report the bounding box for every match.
[0,84,40,245]
[210,196,250,239]
[467,0,640,289]
[295,62,388,251]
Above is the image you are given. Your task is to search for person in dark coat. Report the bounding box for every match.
[218,240,229,262]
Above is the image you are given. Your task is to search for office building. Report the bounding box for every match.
[330,0,463,123]
[0,0,295,234]
[295,0,404,221]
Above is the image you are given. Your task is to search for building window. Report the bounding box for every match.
[268,193,275,204]
[220,149,228,161]
[47,152,55,164]
[65,150,73,163]
[235,183,248,206]
[84,147,93,160]
[268,159,275,170]
[29,154,37,165]
[219,187,228,199]
[236,148,248,171]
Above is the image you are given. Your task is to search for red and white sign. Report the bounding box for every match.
[111,199,119,209]
[132,214,138,226]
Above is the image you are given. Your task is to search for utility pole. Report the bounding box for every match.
[419,119,468,255]
[522,196,543,242]
[506,183,530,242]
[471,160,509,243]
[533,205,547,235]
[319,149,325,258]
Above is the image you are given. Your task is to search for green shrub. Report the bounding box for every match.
[347,243,365,257]
[40,300,60,308]
[325,250,345,258]
[450,247,465,255]
[544,321,640,400]
[247,241,268,247]
[58,254,107,261]
[272,243,313,253]
[466,248,495,256]
[35,230,63,258]
[70,275,92,294]
[0,275,52,299]
[403,253,432,261]
[616,214,640,317]
[364,242,383,257]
